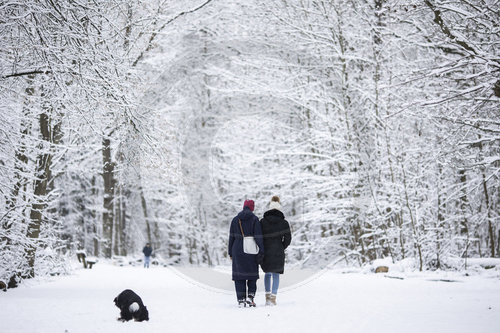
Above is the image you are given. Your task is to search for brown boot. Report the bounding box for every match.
[265,293,271,306]
[269,294,277,306]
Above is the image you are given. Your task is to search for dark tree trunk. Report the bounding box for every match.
[102,138,115,258]
[141,187,152,245]
[478,139,495,258]
[90,176,99,256]
[25,112,53,278]
[482,171,495,257]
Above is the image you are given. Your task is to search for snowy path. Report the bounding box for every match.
[1,263,499,333]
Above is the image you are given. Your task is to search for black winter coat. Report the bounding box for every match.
[260,209,291,274]
[142,246,152,257]
[228,207,264,281]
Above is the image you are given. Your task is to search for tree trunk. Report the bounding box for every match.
[481,171,495,257]
[3,76,34,236]
[102,138,115,258]
[90,176,99,256]
[397,212,406,259]
[401,162,423,271]
[458,169,471,263]
[436,184,444,269]
[140,187,152,245]
[25,112,52,278]
[478,139,495,257]
[113,193,121,256]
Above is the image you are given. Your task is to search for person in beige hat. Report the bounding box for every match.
[260,196,291,305]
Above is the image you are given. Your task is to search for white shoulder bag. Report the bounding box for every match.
[239,219,259,255]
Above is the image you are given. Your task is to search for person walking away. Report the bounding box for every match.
[260,196,291,306]
[228,199,264,307]
[142,243,153,268]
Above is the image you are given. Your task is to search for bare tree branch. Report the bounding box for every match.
[423,0,477,55]
[2,70,50,79]
[132,0,215,67]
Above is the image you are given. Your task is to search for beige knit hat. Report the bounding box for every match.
[269,195,281,211]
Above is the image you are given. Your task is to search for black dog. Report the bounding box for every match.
[113,289,149,322]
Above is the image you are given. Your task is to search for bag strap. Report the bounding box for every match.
[238,219,245,237]
[239,218,256,237]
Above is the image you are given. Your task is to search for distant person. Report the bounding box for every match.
[228,199,264,307]
[142,243,153,268]
[260,196,291,305]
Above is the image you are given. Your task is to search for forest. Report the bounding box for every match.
[0,0,498,289]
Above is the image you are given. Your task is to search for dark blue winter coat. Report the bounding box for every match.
[142,245,152,257]
[228,207,264,281]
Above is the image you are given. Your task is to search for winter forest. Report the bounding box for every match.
[0,0,499,289]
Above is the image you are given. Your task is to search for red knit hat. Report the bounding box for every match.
[243,199,255,211]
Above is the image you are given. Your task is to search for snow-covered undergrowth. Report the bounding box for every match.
[0,261,499,333]
[361,257,500,279]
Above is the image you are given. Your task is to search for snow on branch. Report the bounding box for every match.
[132,0,215,67]
[423,0,477,55]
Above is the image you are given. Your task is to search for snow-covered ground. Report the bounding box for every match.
[1,262,499,333]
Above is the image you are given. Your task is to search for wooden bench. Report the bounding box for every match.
[76,251,97,269]
[86,259,96,269]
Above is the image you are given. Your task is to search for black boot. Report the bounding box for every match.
[246,294,256,307]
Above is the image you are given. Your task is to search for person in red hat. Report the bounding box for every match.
[228,199,264,307]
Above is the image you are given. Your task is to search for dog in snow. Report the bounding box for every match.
[113,289,149,322]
